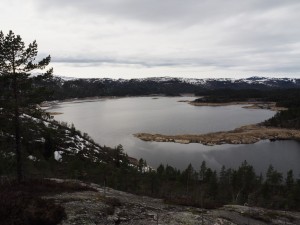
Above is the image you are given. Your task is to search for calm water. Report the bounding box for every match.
[49,97,300,177]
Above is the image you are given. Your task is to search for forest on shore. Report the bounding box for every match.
[193,88,300,129]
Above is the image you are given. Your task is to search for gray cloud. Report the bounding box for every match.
[35,0,298,25]
[3,0,299,78]
[52,56,210,68]
[51,46,300,73]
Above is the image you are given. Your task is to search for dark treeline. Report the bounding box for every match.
[264,107,300,129]
[4,147,300,211]
[194,88,300,108]
[108,161,300,210]
[195,88,269,102]
[193,88,300,129]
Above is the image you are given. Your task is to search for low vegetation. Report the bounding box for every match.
[0,191,65,225]
[0,179,96,225]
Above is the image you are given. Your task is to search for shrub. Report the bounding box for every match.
[0,178,97,225]
[0,191,66,225]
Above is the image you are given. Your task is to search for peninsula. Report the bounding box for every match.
[189,101,286,111]
[134,124,300,145]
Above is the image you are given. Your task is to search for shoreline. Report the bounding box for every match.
[41,95,196,112]
[41,95,191,107]
[134,124,300,145]
[41,96,126,112]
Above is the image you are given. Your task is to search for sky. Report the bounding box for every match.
[1,0,300,79]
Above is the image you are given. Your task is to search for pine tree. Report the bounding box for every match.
[0,30,53,182]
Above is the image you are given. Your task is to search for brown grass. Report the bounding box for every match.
[134,124,300,146]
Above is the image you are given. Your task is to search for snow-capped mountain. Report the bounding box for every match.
[55,75,300,89]
[46,75,300,100]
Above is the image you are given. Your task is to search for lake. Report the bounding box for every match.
[48,97,300,177]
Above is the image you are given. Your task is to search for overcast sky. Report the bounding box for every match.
[1,0,300,79]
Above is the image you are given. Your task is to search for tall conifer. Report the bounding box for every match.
[0,30,52,182]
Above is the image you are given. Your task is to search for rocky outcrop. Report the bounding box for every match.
[134,124,300,146]
[45,179,300,225]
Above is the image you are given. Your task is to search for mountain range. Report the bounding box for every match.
[46,76,300,99]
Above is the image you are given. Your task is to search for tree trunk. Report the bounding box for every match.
[13,71,23,182]
[14,105,23,182]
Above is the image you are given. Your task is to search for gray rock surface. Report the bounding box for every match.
[45,180,300,225]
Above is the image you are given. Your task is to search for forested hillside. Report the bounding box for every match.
[264,108,300,129]
[191,88,300,129]
[38,76,300,100]
[193,88,300,106]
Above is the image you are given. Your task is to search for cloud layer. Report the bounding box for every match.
[1,0,300,78]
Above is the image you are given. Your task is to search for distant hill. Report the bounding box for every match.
[40,76,300,100]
